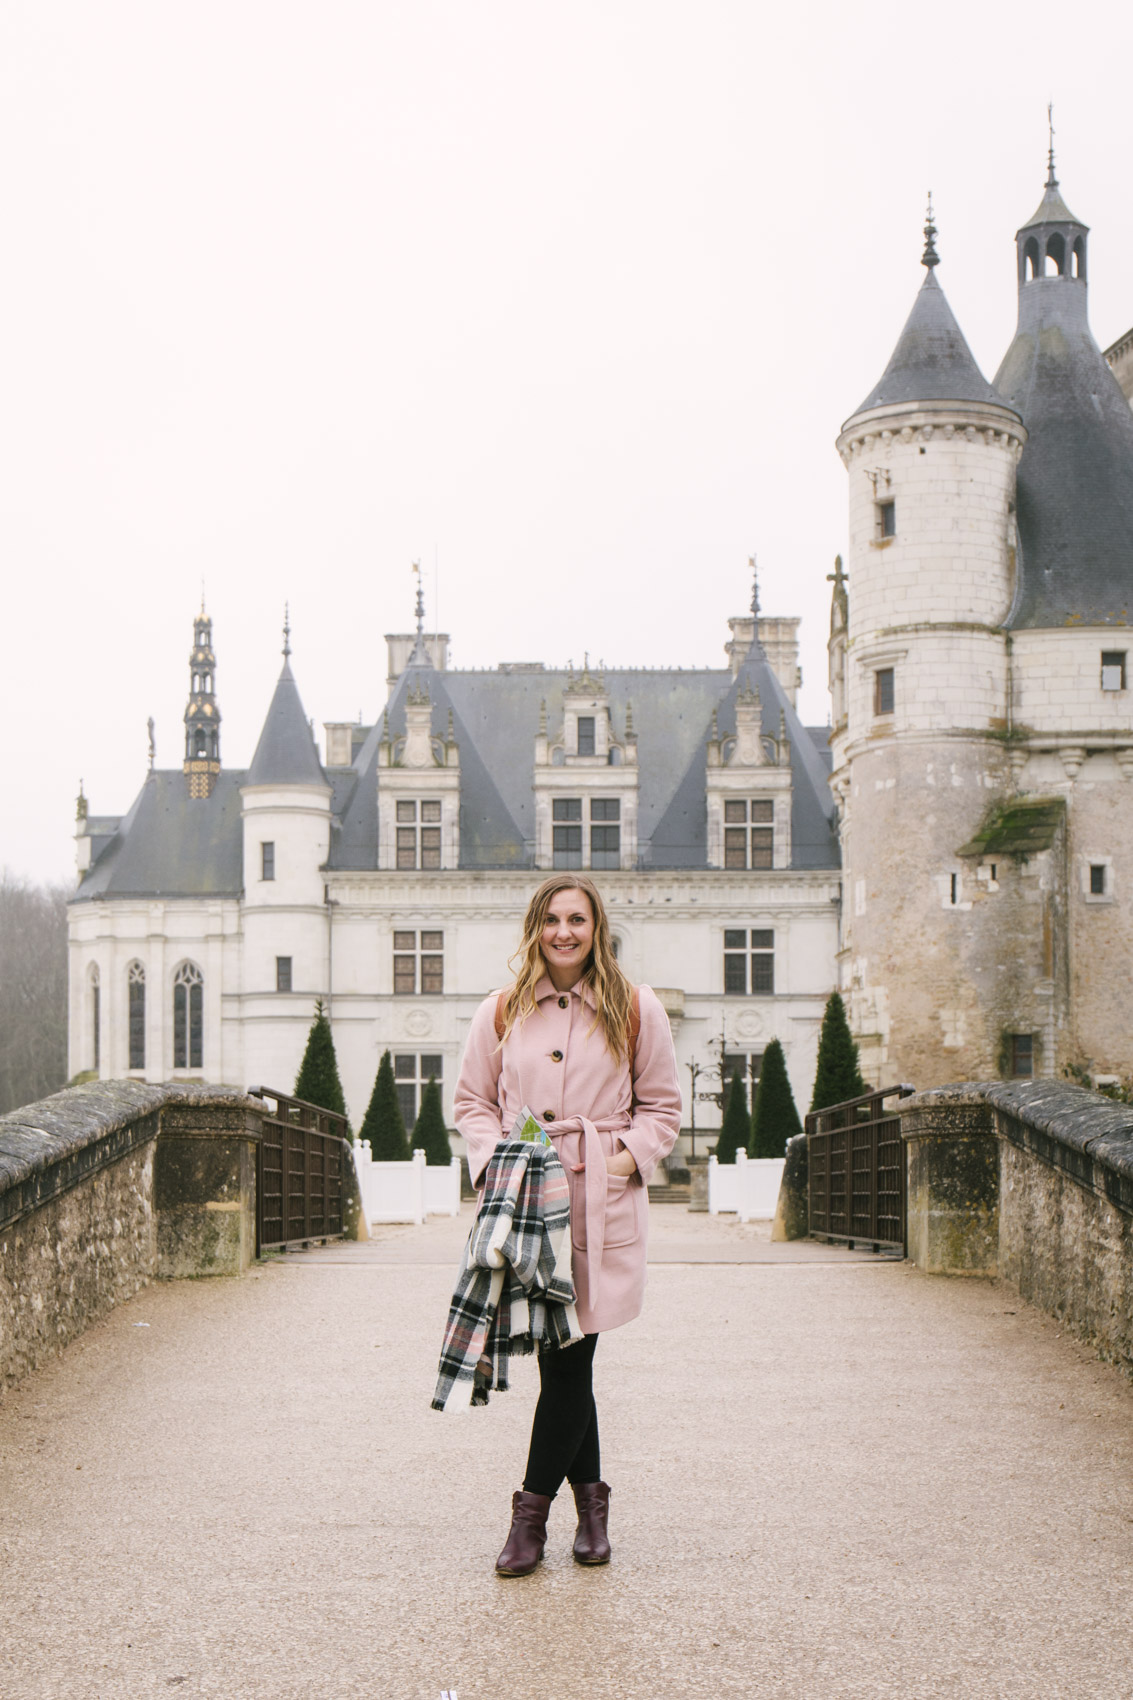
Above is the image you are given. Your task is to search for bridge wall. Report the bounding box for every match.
[0,1082,265,1393]
[902,1081,1133,1376]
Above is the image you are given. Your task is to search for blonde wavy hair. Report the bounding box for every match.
[498,874,634,1059]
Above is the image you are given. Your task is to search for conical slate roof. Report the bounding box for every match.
[850,270,1009,417]
[995,180,1133,630]
[245,660,327,787]
[1018,181,1086,233]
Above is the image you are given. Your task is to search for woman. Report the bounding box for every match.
[453,873,682,1576]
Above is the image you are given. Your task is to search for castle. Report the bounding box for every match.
[68,149,1133,1135]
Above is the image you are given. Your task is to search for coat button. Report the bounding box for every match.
[551,1050,563,1062]
[543,1111,556,1122]
[558,996,568,1008]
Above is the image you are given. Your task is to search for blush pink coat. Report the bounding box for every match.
[453,978,682,1333]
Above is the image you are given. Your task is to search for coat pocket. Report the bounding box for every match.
[572,1172,641,1250]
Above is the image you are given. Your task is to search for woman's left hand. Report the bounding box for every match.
[605,1145,637,1179]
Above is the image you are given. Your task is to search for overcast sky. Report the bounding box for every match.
[3,1,1132,883]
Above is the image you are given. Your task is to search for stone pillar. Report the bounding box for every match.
[154,1099,263,1277]
[901,1087,1000,1275]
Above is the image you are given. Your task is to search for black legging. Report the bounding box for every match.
[522,1333,600,1498]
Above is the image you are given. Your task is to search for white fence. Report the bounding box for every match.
[352,1143,462,1225]
[707,1150,786,1222]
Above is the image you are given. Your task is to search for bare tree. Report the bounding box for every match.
[0,871,71,1114]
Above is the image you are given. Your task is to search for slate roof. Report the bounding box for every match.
[245,660,327,788]
[850,269,1010,419]
[995,187,1133,630]
[328,654,840,873]
[73,771,246,901]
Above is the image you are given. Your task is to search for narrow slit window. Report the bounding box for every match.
[261,841,275,881]
[1089,864,1107,896]
[1010,1034,1034,1078]
[276,956,292,992]
[1101,651,1126,691]
[128,962,145,1070]
[874,668,895,716]
[950,873,958,905]
[877,500,896,539]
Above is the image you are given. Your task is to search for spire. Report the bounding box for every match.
[848,203,1008,418]
[921,192,939,269]
[245,634,327,789]
[183,606,222,798]
[1046,102,1057,189]
[282,603,291,659]
[407,560,431,667]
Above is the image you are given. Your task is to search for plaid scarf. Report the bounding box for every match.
[431,1139,583,1412]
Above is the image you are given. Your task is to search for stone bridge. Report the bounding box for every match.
[0,1083,1130,1699]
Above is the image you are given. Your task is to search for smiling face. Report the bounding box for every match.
[539,887,596,990]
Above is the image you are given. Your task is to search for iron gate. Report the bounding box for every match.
[249,1086,347,1253]
[806,1084,914,1251]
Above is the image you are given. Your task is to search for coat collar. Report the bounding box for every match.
[534,973,597,1009]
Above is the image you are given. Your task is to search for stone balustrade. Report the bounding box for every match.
[1,1081,305,1393]
[901,1080,1133,1375]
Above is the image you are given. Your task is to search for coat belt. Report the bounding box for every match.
[549,1114,631,1309]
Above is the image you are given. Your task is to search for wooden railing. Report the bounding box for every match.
[806,1085,914,1251]
[247,1086,347,1253]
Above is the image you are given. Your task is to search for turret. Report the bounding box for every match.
[183,604,222,798]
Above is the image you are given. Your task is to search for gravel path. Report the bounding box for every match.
[0,1205,1130,1700]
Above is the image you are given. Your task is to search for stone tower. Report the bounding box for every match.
[831,203,1027,1087]
[183,605,222,798]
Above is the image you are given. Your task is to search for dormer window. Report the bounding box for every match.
[577,716,596,757]
[1101,651,1126,692]
[396,799,442,869]
[723,799,774,870]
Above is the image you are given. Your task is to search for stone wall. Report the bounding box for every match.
[0,1081,267,1393]
[902,1080,1133,1376]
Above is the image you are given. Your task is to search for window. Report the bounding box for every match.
[950,873,959,906]
[577,716,596,757]
[393,930,444,995]
[1089,864,1107,896]
[276,956,292,992]
[723,799,774,870]
[173,961,203,1070]
[1101,651,1126,692]
[261,841,275,881]
[396,799,442,870]
[878,500,896,539]
[874,667,895,716]
[128,962,145,1070]
[1010,1034,1034,1078]
[394,1052,444,1130]
[590,798,620,869]
[723,929,774,995]
[722,1050,764,1099]
[90,965,100,1070]
[553,798,583,869]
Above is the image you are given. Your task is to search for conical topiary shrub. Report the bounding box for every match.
[810,991,866,1112]
[750,1039,802,1158]
[294,999,349,1128]
[413,1076,452,1166]
[714,1071,749,1164]
[359,1049,410,1160]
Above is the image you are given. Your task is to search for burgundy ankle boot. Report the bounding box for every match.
[495,1490,552,1576]
[571,1480,612,1565]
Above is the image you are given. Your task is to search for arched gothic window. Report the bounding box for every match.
[89,964,101,1071]
[128,962,146,1070]
[1045,233,1065,276]
[173,961,203,1070]
[1073,237,1086,280]
[1024,237,1039,281]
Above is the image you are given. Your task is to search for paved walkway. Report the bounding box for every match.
[1,1206,1130,1700]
